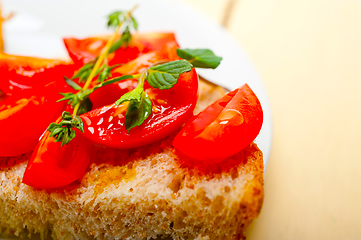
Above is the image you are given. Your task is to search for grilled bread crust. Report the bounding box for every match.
[0,80,264,240]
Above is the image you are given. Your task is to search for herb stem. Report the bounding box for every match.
[72,102,81,116]
[82,24,121,92]
[72,5,138,117]
[139,71,147,86]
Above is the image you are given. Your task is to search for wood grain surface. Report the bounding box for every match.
[182,0,361,239]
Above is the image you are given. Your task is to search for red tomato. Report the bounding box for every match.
[0,80,71,156]
[22,128,93,189]
[0,53,76,96]
[88,41,179,110]
[111,41,180,76]
[64,36,115,65]
[63,32,179,65]
[80,68,198,149]
[89,79,138,110]
[173,84,263,163]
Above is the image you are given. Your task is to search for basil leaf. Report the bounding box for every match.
[147,60,192,89]
[124,92,152,131]
[177,48,222,69]
[115,84,143,106]
[114,84,152,131]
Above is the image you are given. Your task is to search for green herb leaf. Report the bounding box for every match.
[58,89,93,114]
[121,26,132,46]
[58,90,88,106]
[107,11,126,29]
[59,75,134,112]
[109,26,132,53]
[97,64,113,83]
[93,75,134,91]
[64,77,82,91]
[147,60,193,89]
[72,60,96,83]
[57,92,77,105]
[115,83,143,106]
[47,111,84,147]
[131,16,138,30]
[77,98,93,115]
[109,39,123,54]
[115,84,152,131]
[176,48,222,69]
[124,92,152,131]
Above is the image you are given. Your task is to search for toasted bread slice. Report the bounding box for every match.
[0,80,264,240]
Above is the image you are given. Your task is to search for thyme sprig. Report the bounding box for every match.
[71,8,138,84]
[58,75,133,115]
[47,5,224,145]
[47,111,84,147]
[47,6,138,146]
[79,6,138,97]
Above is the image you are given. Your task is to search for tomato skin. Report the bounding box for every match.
[111,41,180,76]
[89,79,138,110]
[173,84,263,163]
[81,68,198,149]
[22,129,93,189]
[0,80,71,156]
[0,53,76,96]
[63,32,179,65]
[88,41,179,111]
[63,37,108,65]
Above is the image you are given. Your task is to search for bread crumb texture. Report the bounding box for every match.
[0,81,264,240]
[0,138,264,240]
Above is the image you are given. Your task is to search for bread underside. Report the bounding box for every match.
[0,81,264,240]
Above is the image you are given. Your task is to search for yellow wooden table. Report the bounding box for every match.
[182,0,361,239]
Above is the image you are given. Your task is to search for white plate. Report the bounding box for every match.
[0,0,272,238]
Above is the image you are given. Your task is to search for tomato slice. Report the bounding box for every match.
[0,80,71,156]
[173,84,263,163]
[63,32,179,65]
[80,68,198,149]
[0,53,76,96]
[22,128,93,189]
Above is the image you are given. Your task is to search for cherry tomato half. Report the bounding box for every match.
[22,128,93,189]
[0,53,76,96]
[63,32,179,65]
[80,68,198,149]
[0,80,71,156]
[89,79,138,110]
[88,41,179,110]
[173,84,263,163]
[111,41,180,76]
